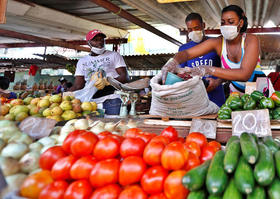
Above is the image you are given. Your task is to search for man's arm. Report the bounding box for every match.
[206,78,224,93]
[69,76,85,91]
[115,67,129,84]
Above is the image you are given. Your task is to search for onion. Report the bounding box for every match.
[0,138,5,152]
[0,130,21,142]
[0,156,20,176]
[90,121,105,134]
[74,119,89,130]
[5,173,27,189]
[50,126,62,135]
[38,137,56,146]
[127,119,138,128]
[19,151,40,173]
[64,119,77,127]
[49,134,59,143]
[29,142,43,152]
[1,142,28,159]
[8,133,33,145]
[60,125,75,135]
[104,122,116,132]
[40,144,55,154]
[57,133,69,145]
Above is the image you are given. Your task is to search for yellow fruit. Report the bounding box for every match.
[81,102,93,111]
[15,112,29,121]
[59,101,72,111]
[10,99,24,106]
[38,99,50,108]
[51,106,63,116]
[0,104,10,116]
[30,98,40,106]
[49,95,62,103]
[47,115,63,122]
[50,103,59,108]
[42,108,52,117]
[90,102,97,111]
[61,110,76,120]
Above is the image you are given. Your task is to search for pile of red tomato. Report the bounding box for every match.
[20,126,221,199]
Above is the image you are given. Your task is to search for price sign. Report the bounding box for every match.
[232,109,271,137]
[190,119,217,139]
[245,82,256,94]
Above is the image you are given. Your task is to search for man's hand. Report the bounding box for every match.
[206,78,223,92]
[91,72,108,90]
[161,58,180,84]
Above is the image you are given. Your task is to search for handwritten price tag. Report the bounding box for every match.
[232,109,271,137]
[190,119,217,139]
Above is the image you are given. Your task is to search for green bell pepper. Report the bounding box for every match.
[269,109,273,120]
[218,106,232,120]
[241,94,250,104]
[229,97,243,110]
[243,96,257,110]
[259,97,275,109]
[218,114,231,120]
[272,107,280,120]
[271,91,280,106]
[251,91,264,102]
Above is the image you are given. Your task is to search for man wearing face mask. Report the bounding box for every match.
[70,29,129,115]
[162,5,265,95]
[178,13,225,107]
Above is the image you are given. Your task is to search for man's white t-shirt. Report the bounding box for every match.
[75,50,126,85]
[74,50,127,103]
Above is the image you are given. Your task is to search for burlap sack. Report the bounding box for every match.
[149,73,219,117]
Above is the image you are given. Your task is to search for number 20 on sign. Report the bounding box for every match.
[232,109,271,137]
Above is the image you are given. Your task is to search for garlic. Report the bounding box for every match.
[19,151,40,173]
[38,137,56,147]
[0,156,20,176]
[60,125,75,135]
[1,142,28,159]
[29,142,43,152]
[0,130,21,142]
[90,121,105,134]
[74,119,89,130]
[8,133,33,145]
[104,122,116,132]
[64,119,78,127]
[5,173,27,190]
[40,144,55,154]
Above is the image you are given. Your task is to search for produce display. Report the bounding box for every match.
[182,132,280,198]
[218,91,280,120]
[0,94,98,122]
[16,124,221,199]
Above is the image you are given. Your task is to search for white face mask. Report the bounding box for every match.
[188,30,204,43]
[220,22,240,40]
[90,46,105,55]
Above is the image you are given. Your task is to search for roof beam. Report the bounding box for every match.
[90,0,182,46]
[0,29,90,52]
[0,0,7,24]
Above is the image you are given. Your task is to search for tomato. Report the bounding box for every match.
[186,132,207,149]
[93,136,120,160]
[71,131,98,157]
[200,145,216,163]
[124,128,142,138]
[176,137,185,143]
[62,130,86,153]
[164,170,189,199]
[90,184,121,199]
[39,180,68,199]
[90,158,120,188]
[64,180,93,199]
[137,132,157,143]
[97,131,112,140]
[150,136,170,145]
[119,156,146,186]
[119,185,147,199]
[120,137,146,158]
[160,126,178,142]
[184,141,201,157]
[208,141,221,152]
[143,141,165,166]
[141,166,168,195]
[20,170,53,199]
[110,134,124,143]
[39,146,67,170]
[184,152,200,171]
[70,156,97,180]
[161,141,189,170]
[148,193,167,199]
[51,155,77,180]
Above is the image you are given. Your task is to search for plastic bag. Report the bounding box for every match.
[74,80,98,102]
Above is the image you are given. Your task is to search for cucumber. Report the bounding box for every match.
[254,143,275,186]
[274,151,280,178]
[240,132,259,164]
[247,186,265,199]
[222,178,242,199]
[263,136,279,154]
[187,189,207,199]
[208,195,222,199]
[206,150,228,195]
[226,136,239,149]
[224,140,241,173]
[250,133,258,144]
[182,160,211,191]
[234,156,255,194]
[268,178,280,199]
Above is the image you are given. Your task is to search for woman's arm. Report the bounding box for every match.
[207,34,260,81]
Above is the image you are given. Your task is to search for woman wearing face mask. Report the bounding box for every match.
[70,29,129,115]
[162,5,265,94]
[178,13,225,107]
